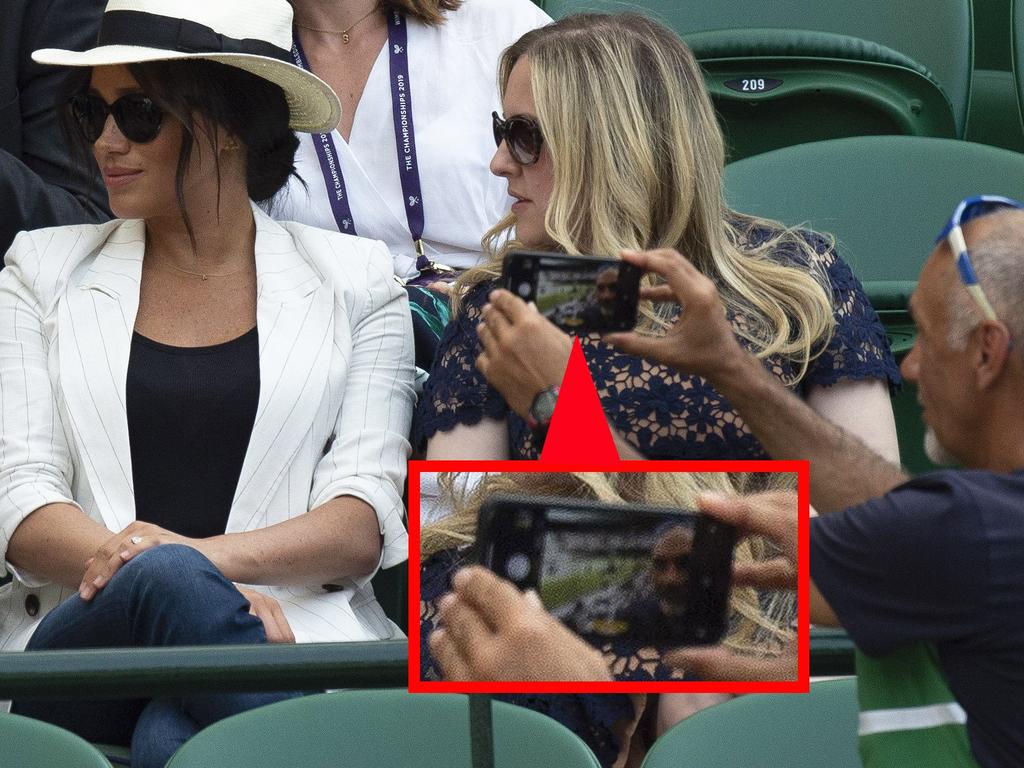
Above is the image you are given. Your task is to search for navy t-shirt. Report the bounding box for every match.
[810,470,1024,768]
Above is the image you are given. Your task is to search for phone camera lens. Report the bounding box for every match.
[506,553,530,581]
[517,281,532,298]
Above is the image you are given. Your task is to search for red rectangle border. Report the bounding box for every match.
[407,459,810,695]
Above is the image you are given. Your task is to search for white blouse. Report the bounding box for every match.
[273,0,551,279]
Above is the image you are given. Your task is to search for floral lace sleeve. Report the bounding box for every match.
[413,282,510,448]
[799,233,901,391]
[421,549,641,768]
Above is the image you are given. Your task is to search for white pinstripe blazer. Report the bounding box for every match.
[0,205,414,650]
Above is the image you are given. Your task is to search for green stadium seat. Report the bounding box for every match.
[165,690,602,768]
[0,712,113,767]
[536,0,972,157]
[684,29,955,161]
[966,69,1024,152]
[966,0,1023,151]
[724,135,1024,474]
[640,678,860,768]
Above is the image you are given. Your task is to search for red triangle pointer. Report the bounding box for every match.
[540,338,618,462]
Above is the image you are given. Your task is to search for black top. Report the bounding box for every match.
[811,470,1024,768]
[126,326,260,539]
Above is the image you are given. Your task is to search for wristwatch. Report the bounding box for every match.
[526,385,560,446]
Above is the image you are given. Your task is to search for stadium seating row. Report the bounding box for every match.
[529,0,1024,162]
[0,679,858,768]
[724,134,1024,474]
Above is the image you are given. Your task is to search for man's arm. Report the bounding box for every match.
[706,351,907,512]
[606,249,908,513]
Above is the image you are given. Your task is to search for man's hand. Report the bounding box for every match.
[429,566,612,681]
[475,289,572,418]
[666,638,798,681]
[661,491,801,681]
[603,249,744,380]
[78,521,201,601]
[237,586,296,643]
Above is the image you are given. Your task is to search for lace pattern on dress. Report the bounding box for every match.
[415,233,899,459]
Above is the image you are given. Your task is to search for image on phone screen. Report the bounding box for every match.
[535,265,623,331]
[477,496,735,647]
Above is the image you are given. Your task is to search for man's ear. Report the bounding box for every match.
[974,320,1012,389]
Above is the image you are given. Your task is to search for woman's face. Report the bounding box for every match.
[86,65,187,220]
[490,57,556,249]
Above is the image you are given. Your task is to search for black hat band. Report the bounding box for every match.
[97,10,292,64]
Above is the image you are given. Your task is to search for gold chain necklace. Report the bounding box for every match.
[165,262,252,282]
[295,6,380,44]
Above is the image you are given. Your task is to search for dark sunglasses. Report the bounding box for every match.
[69,92,164,144]
[492,111,543,165]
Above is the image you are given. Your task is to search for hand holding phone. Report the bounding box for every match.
[502,251,642,333]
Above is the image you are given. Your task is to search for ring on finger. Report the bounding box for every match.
[130,535,143,545]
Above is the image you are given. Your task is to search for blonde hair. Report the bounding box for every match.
[457,13,835,381]
[377,0,460,26]
[422,471,795,655]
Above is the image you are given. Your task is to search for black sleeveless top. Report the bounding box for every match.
[126,327,260,539]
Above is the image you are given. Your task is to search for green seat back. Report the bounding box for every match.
[536,0,972,137]
[968,1,1022,151]
[687,28,956,160]
[641,678,860,768]
[723,135,1024,297]
[166,690,602,768]
[0,713,113,767]
[724,135,1024,474]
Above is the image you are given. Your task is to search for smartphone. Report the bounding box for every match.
[474,495,736,647]
[502,251,642,332]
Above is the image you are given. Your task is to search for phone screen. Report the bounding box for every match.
[478,496,734,647]
[539,508,698,645]
[534,265,624,330]
[503,252,641,332]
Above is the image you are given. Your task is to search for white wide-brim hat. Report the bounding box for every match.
[32,0,341,133]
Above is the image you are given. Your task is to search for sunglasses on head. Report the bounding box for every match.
[69,92,164,144]
[492,111,543,165]
[937,194,1024,327]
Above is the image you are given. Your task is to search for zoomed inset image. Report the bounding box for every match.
[414,468,803,690]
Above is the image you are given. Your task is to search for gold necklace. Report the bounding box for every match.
[165,262,252,282]
[295,6,380,44]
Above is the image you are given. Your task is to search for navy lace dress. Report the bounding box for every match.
[416,233,899,765]
[415,234,899,459]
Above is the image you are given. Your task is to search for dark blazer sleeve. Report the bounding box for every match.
[0,0,111,259]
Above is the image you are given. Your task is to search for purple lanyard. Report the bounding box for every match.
[291,13,430,270]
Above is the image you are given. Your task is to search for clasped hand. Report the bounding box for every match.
[78,522,295,643]
[78,520,201,601]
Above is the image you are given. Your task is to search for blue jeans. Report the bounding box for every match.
[12,544,299,768]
